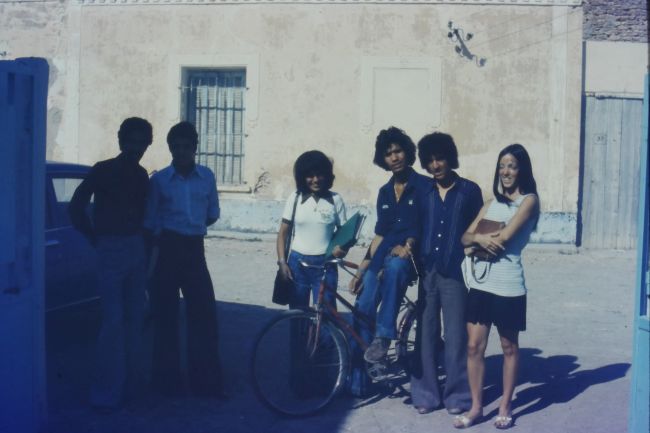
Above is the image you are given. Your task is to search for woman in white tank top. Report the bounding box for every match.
[452,144,540,430]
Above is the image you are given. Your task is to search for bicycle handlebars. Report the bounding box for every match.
[298,258,359,271]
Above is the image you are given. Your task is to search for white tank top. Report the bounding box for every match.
[464,194,537,297]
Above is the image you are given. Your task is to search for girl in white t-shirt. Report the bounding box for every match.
[276,150,348,307]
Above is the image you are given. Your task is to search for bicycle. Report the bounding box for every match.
[251,257,418,417]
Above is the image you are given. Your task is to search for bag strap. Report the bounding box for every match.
[333,193,341,230]
[284,192,300,260]
[470,256,491,283]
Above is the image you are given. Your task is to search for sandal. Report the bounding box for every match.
[453,412,482,429]
[494,414,514,429]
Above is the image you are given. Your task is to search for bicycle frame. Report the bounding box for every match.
[251,257,420,417]
[301,258,415,356]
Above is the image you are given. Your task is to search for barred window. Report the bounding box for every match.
[181,69,246,185]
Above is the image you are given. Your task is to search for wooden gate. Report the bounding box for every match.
[580,95,644,249]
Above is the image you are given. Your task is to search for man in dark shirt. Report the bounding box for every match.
[68,117,152,411]
[410,132,483,415]
[347,127,428,396]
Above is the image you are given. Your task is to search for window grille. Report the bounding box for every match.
[182,69,246,185]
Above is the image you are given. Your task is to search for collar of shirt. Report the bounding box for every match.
[425,171,460,195]
[300,191,335,206]
[113,153,146,174]
[433,176,461,204]
[160,164,205,182]
[387,167,419,197]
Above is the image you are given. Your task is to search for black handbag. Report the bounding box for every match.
[272,193,299,305]
[272,270,293,305]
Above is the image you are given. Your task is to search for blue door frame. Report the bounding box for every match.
[0,58,48,433]
[629,74,649,433]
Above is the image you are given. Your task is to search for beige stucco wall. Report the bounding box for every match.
[0,1,71,162]
[1,1,583,214]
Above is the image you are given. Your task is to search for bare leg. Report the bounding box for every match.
[454,322,490,427]
[496,328,519,418]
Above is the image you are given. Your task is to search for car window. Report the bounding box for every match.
[52,177,84,203]
[50,175,90,228]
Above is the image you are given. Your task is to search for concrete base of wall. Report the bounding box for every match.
[212,197,578,245]
[531,212,577,244]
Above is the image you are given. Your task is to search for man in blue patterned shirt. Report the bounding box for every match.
[410,132,483,415]
[144,121,225,399]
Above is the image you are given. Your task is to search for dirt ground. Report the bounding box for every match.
[46,234,637,433]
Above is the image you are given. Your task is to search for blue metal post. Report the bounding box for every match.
[629,74,650,433]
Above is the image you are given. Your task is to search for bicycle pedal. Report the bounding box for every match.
[366,361,389,381]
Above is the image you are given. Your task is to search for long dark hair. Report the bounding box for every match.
[493,143,537,203]
[493,144,539,229]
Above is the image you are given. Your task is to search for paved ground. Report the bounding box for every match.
[46,235,636,433]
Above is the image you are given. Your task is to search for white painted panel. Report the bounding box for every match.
[360,56,441,141]
[585,41,649,97]
[373,68,434,139]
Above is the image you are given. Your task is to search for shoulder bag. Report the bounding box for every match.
[272,192,299,305]
[461,218,505,287]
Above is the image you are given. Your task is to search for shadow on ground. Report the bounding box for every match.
[481,348,630,420]
[46,304,631,433]
[47,300,375,433]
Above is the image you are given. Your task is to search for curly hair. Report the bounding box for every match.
[166,121,199,149]
[373,126,416,170]
[117,117,153,146]
[293,150,335,194]
[417,132,459,170]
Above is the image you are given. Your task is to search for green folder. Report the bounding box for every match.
[325,212,366,258]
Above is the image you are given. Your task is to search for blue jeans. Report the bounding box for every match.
[287,251,337,309]
[356,254,414,341]
[348,254,414,396]
[91,235,146,408]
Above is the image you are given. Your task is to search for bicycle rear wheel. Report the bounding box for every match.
[251,309,349,417]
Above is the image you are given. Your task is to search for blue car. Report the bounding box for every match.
[45,162,98,312]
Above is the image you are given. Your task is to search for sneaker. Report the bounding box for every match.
[364,337,390,363]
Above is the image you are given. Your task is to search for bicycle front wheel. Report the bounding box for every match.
[251,309,349,417]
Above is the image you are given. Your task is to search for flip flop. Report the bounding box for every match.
[494,415,514,429]
[453,412,482,429]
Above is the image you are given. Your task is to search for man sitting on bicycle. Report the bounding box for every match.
[349,127,429,366]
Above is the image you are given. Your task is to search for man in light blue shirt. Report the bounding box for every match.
[144,161,219,236]
[145,121,225,399]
